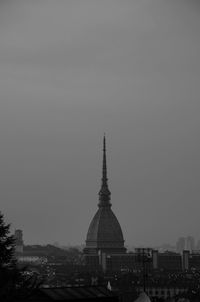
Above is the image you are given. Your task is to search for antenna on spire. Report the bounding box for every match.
[102,134,107,186]
[98,134,111,207]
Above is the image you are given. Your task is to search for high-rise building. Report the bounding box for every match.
[196,239,200,250]
[176,237,185,254]
[186,236,195,252]
[84,136,126,271]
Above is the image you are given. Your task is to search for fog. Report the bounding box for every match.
[0,0,200,247]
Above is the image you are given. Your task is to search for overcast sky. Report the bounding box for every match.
[0,0,200,247]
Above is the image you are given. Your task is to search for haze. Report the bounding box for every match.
[0,0,200,247]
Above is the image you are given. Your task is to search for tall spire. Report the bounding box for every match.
[98,134,111,207]
[102,134,107,187]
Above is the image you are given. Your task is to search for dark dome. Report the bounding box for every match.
[86,206,125,250]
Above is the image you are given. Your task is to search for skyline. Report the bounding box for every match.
[1,0,200,246]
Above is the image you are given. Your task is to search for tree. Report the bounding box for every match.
[0,211,15,267]
[0,211,17,300]
[0,211,43,301]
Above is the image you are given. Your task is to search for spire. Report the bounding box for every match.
[102,134,107,187]
[98,135,111,207]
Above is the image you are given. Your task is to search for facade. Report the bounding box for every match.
[152,250,200,271]
[136,286,188,300]
[154,251,182,271]
[183,250,200,270]
[84,136,127,271]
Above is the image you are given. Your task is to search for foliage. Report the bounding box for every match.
[0,264,42,301]
[0,212,42,301]
[0,212,15,267]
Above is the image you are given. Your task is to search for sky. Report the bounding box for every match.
[0,0,200,247]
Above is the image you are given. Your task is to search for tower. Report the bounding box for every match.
[186,236,195,252]
[84,136,126,270]
[176,237,185,253]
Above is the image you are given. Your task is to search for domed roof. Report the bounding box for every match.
[86,206,125,248]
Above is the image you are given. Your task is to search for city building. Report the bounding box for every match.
[151,250,200,271]
[84,136,127,271]
[136,286,187,300]
[186,236,195,252]
[176,237,185,254]
[176,236,196,254]
[182,250,200,271]
[196,239,200,250]
[152,250,182,271]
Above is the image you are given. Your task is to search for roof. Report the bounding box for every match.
[86,207,125,249]
[32,286,119,301]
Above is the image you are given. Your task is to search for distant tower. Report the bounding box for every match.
[196,240,200,250]
[176,237,185,253]
[186,236,195,252]
[84,136,126,269]
[14,229,24,254]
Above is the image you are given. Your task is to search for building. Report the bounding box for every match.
[154,251,182,271]
[196,239,200,250]
[136,286,187,300]
[186,236,195,252]
[176,236,195,254]
[182,250,200,270]
[152,250,184,271]
[176,237,185,254]
[152,250,200,271]
[84,136,127,271]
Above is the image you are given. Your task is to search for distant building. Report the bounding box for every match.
[84,136,127,272]
[196,239,200,250]
[176,236,196,254]
[152,250,182,271]
[14,229,24,254]
[182,250,200,270]
[176,237,185,253]
[186,236,195,252]
[136,286,187,300]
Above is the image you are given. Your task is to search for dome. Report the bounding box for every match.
[86,206,125,249]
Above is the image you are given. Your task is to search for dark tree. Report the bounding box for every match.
[0,211,17,300]
[0,212,42,301]
[0,211,15,267]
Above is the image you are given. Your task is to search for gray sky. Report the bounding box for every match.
[0,0,200,247]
